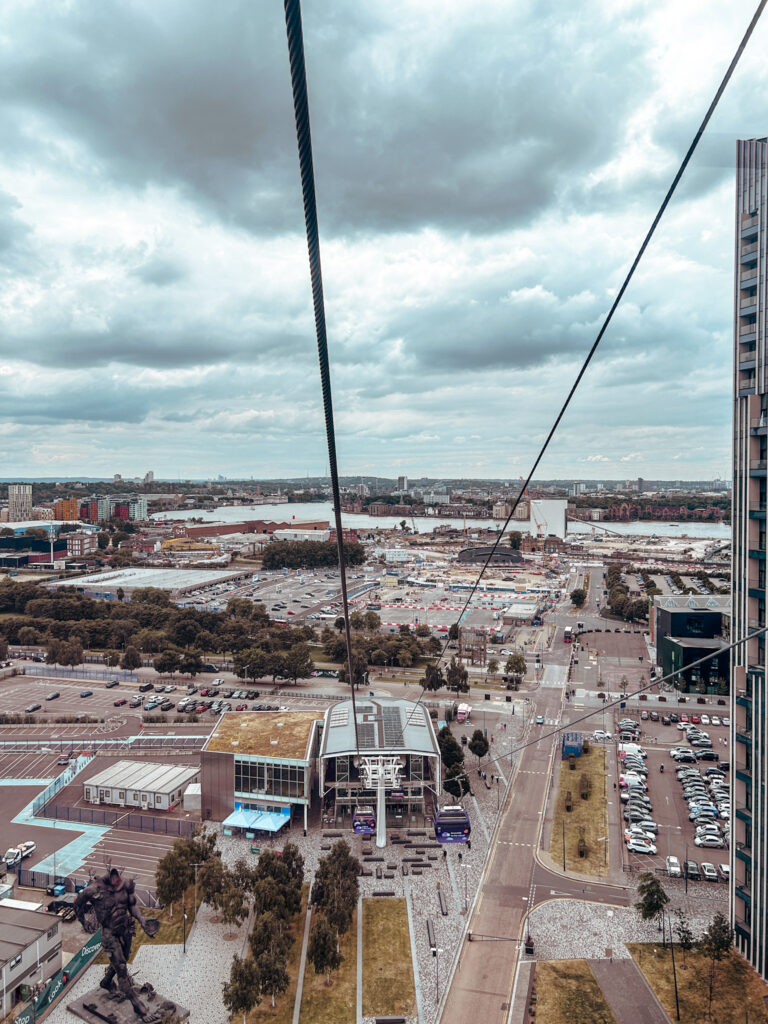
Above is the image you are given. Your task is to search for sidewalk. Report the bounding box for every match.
[589,958,672,1023]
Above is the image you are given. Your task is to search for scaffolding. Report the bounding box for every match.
[458,626,487,667]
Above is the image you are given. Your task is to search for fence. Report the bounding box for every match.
[0,735,207,754]
[17,866,161,907]
[31,755,94,814]
[22,665,138,683]
[13,929,103,1024]
[41,803,196,836]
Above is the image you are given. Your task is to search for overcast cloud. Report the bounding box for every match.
[0,0,765,480]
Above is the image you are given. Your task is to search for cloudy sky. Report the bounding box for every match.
[0,0,766,481]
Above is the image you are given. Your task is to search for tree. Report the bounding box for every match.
[155,848,187,919]
[198,856,227,913]
[282,643,314,684]
[104,649,121,668]
[634,873,669,935]
[337,649,368,689]
[219,874,248,936]
[448,623,459,641]
[422,663,444,692]
[256,948,290,1009]
[222,954,261,1024]
[97,532,110,550]
[364,611,381,631]
[444,763,470,799]
[468,728,489,767]
[121,645,142,671]
[508,531,522,549]
[570,588,586,608]
[505,652,527,688]
[179,651,203,677]
[308,914,343,985]
[674,909,695,969]
[116,587,125,603]
[153,649,180,676]
[0,636,7,661]
[487,657,499,677]
[334,617,345,633]
[311,841,360,948]
[700,911,734,1011]
[446,656,469,695]
[437,726,465,771]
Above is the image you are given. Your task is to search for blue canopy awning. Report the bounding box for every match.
[222,808,253,828]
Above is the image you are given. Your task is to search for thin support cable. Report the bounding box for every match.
[390,0,766,752]
[283,0,360,755]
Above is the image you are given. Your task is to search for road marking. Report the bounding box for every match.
[549,889,571,896]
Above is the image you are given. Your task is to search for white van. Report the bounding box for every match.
[619,743,647,760]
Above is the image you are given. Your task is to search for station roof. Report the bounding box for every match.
[48,566,245,593]
[85,760,199,794]
[319,696,439,759]
[204,712,320,761]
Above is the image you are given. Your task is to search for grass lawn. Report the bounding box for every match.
[299,908,357,1024]
[548,745,609,877]
[629,944,768,1024]
[362,898,415,1018]
[535,960,617,1024]
[247,886,309,1024]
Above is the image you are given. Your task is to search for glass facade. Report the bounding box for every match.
[733,138,768,976]
[234,757,307,801]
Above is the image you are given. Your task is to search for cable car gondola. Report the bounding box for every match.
[434,805,471,844]
[352,805,376,835]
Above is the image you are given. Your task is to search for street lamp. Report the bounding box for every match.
[182,904,188,954]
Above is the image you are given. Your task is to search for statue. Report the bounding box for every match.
[74,868,161,1020]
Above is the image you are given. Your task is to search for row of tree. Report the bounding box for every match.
[635,873,734,1012]
[604,564,648,622]
[261,540,366,570]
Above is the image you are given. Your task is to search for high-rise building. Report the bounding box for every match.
[53,498,80,521]
[397,475,408,493]
[8,483,32,522]
[732,137,768,974]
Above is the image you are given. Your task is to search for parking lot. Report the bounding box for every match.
[613,708,731,883]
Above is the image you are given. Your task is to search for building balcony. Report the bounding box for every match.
[736,884,752,903]
[749,459,766,471]
[748,549,766,560]
[736,730,753,745]
[736,693,753,707]
[741,242,759,262]
[748,503,766,518]
[741,378,757,396]
[741,273,758,289]
[741,303,758,317]
[740,358,757,372]
[741,215,759,236]
[748,618,765,634]
[740,330,757,344]
[750,417,767,435]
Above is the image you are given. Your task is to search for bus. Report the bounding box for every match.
[563,626,574,643]
[456,703,472,723]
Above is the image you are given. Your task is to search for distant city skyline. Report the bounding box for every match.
[1,2,766,477]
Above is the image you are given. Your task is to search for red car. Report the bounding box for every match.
[195,704,207,714]
[113,698,127,707]
[680,713,689,723]
[691,714,701,724]
[235,703,248,711]
[200,688,210,696]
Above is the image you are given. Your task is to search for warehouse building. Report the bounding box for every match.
[82,760,199,811]
[0,903,61,1016]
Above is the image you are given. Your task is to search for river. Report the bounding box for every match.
[152,502,731,541]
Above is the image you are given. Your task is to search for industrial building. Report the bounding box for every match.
[318,696,441,826]
[48,566,252,599]
[82,760,199,810]
[201,711,322,831]
[0,903,61,1016]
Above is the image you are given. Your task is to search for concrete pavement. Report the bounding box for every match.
[590,958,672,1023]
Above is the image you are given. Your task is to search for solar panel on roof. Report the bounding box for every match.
[382,706,402,746]
[358,723,376,748]
[356,705,374,715]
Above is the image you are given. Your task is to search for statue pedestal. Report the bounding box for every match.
[67,983,189,1024]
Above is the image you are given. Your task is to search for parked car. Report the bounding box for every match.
[683,860,701,881]
[666,855,682,878]
[24,703,42,713]
[105,679,120,688]
[717,863,730,881]
[627,839,657,855]
[113,698,127,707]
[695,835,726,849]
[46,692,60,701]
[79,690,93,698]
